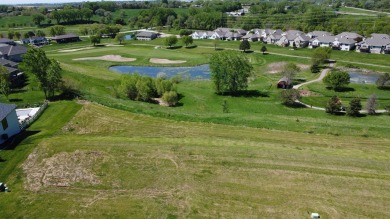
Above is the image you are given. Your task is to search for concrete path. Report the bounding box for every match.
[293,63,334,89]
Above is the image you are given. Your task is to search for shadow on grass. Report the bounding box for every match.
[0,130,40,150]
[326,87,355,92]
[49,89,82,101]
[185,45,197,49]
[167,46,183,49]
[242,50,254,53]
[283,102,307,108]
[214,48,224,51]
[378,86,390,91]
[220,90,269,98]
[9,98,23,102]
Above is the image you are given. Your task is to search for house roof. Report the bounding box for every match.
[268,34,282,40]
[136,31,157,38]
[2,66,18,74]
[295,34,311,41]
[336,37,356,44]
[52,34,80,40]
[336,32,362,39]
[315,35,336,44]
[0,38,14,44]
[278,76,291,84]
[0,59,18,67]
[0,45,28,56]
[364,37,390,47]
[0,103,16,120]
[370,33,390,39]
[307,31,333,37]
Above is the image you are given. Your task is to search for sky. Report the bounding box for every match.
[2,0,130,5]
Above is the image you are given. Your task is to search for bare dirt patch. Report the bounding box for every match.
[267,62,309,74]
[23,149,108,192]
[73,55,136,62]
[58,47,95,53]
[150,58,186,64]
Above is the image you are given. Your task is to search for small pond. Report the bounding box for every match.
[109,64,211,80]
[348,71,380,84]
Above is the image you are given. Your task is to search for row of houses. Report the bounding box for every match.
[190,28,390,54]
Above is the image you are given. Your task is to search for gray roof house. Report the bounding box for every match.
[333,37,356,51]
[0,103,21,145]
[357,33,390,54]
[0,45,28,62]
[336,32,363,42]
[0,38,16,46]
[309,35,336,48]
[265,33,282,44]
[22,36,48,46]
[307,31,333,39]
[136,31,158,41]
[294,34,311,48]
[52,34,81,43]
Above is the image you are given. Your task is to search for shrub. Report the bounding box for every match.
[346,98,362,117]
[162,91,179,106]
[325,96,342,114]
[281,89,300,106]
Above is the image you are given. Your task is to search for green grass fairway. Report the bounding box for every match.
[1,102,390,218]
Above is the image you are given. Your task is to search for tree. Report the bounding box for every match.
[260,45,267,55]
[280,89,301,106]
[46,60,62,98]
[32,13,46,26]
[209,51,253,95]
[114,33,125,44]
[346,98,362,117]
[312,47,332,65]
[20,48,58,99]
[162,91,179,106]
[325,96,342,114]
[36,30,45,37]
[239,40,250,52]
[181,35,193,47]
[0,66,11,100]
[136,76,155,101]
[310,63,320,73]
[164,35,178,48]
[90,35,101,46]
[7,31,14,39]
[49,25,65,36]
[376,72,390,89]
[323,70,350,90]
[14,32,21,40]
[282,63,300,81]
[366,94,377,115]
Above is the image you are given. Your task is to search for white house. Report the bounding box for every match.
[357,33,390,54]
[0,103,20,145]
[333,38,356,51]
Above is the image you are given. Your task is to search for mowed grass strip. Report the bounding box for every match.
[1,102,389,218]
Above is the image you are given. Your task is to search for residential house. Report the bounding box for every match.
[0,38,16,46]
[21,36,48,46]
[308,35,335,48]
[276,30,304,47]
[242,32,260,42]
[0,103,21,145]
[212,28,246,41]
[51,34,81,43]
[265,33,282,44]
[357,33,390,54]
[294,34,311,48]
[335,32,363,42]
[0,44,28,62]
[191,31,213,39]
[306,31,333,39]
[210,30,225,40]
[332,37,356,51]
[135,31,158,41]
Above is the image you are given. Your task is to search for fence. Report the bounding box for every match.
[19,101,49,130]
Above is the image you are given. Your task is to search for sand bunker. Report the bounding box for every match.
[58,47,95,53]
[73,55,136,62]
[150,58,186,64]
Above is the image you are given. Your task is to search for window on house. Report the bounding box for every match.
[1,118,8,130]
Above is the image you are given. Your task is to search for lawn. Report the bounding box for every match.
[1,102,390,218]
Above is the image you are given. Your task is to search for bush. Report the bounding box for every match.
[310,64,320,73]
[162,91,178,106]
[346,98,362,117]
[325,96,342,114]
[281,89,300,106]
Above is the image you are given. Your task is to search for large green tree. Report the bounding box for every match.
[20,48,62,99]
[181,36,193,47]
[90,35,101,46]
[164,35,178,48]
[49,25,66,36]
[376,72,390,89]
[323,70,350,90]
[32,13,46,26]
[0,66,11,100]
[239,40,251,52]
[209,51,253,95]
[312,47,332,65]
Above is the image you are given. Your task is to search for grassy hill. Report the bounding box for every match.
[1,102,390,218]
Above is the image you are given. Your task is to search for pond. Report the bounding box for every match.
[109,64,211,80]
[348,71,380,84]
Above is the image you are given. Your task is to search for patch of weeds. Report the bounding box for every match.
[166,214,177,219]
[171,145,181,152]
